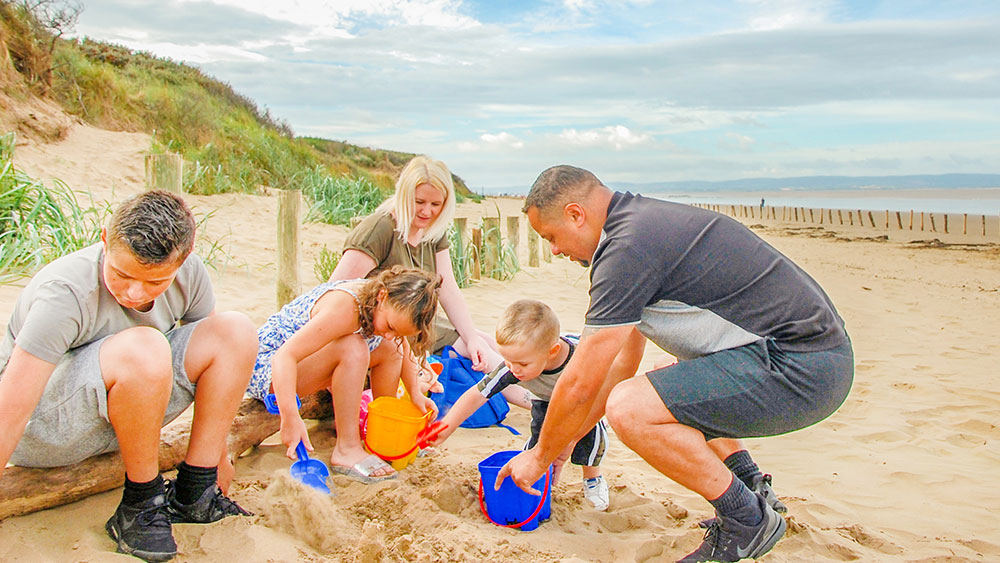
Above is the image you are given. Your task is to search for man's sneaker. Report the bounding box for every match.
[583,476,610,511]
[751,473,787,514]
[679,494,786,562]
[164,480,252,524]
[105,494,177,562]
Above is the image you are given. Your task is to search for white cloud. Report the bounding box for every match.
[721,132,755,152]
[457,132,525,151]
[739,0,834,31]
[178,0,478,31]
[557,126,652,150]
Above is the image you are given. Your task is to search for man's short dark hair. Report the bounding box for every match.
[523,165,603,214]
[107,191,196,265]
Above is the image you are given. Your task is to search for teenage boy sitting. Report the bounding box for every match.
[429,299,611,511]
[0,191,257,562]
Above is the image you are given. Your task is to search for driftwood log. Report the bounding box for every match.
[0,391,333,520]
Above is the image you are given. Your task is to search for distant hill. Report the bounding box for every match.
[610,174,1000,193]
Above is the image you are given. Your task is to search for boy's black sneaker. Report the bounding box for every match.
[105,494,177,562]
[752,473,787,514]
[164,480,252,524]
[679,495,786,562]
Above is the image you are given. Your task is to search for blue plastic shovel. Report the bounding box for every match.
[263,394,332,494]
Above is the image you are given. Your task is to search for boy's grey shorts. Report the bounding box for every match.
[8,321,202,468]
[647,336,854,441]
[525,400,609,467]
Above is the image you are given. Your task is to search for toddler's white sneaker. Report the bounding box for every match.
[583,476,609,511]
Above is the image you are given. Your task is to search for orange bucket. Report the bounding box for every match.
[363,396,432,470]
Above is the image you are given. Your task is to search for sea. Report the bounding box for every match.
[484,187,1000,215]
[650,188,1000,216]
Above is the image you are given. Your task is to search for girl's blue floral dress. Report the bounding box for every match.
[246,280,383,400]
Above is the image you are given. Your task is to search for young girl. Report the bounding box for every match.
[247,266,441,483]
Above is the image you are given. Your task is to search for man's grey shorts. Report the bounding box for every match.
[8,322,202,468]
[647,337,854,441]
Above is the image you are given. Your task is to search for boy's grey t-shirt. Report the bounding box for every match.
[0,243,215,371]
[586,192,847,361]
[476,335,578,401]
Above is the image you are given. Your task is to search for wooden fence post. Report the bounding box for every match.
[909,210,914,230]
[929,214,937,232]
[867,211,875,229]
[543,240,552,263]
[471,228,482,280]
[454,217,467,246]
[963,214,967,235]
[944,214,949,234]
[276,189,301,309]
[895,211,902,230]
[483,217,500,279]
[809,209,814,223]
[507,216,520,265]
[527,227,539,267]
[983,215,987,236]
[837,209,843,225]
[920,212,924,231]
[144,152,183,193]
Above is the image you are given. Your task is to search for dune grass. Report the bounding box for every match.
[301,171,387,226]
[312,245,340,284]
[0,133,107,282]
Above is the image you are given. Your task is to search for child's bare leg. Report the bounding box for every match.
[101,327,174,482]
[369,340,403,398]
[582,465,601,479]
[294,336,393,476]
[183,312,257,467]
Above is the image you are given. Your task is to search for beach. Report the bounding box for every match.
[1,123,999,562]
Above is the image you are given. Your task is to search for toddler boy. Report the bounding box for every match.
[430,299,610,511]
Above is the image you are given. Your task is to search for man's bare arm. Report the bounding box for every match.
[530,324,636,466]
[570,327,647,442]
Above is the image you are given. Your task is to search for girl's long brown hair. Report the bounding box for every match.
[357,265,442,356]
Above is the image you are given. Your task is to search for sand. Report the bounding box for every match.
[1,122,999,562]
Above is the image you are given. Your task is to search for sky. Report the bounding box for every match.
[70,0,1000,191]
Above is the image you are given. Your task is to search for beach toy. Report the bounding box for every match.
[362,396,442,470]
[263,394,332,494]
[477,451,552,531]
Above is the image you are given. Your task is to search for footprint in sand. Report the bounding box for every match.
[837,524,904,555]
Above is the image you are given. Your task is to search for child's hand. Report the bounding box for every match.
[426,422,455,447]
[411,393,438,419]
[279,413,313,460]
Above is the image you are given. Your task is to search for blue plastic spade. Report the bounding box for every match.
[263,394,332,494]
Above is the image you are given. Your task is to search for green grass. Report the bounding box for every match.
[313,245,340,284]
[301,171,387,226]
[0,133,107,282]
[447,224,474,288]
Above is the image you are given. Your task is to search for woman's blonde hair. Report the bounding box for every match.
[356,266,442,357]
[375,155,456,243]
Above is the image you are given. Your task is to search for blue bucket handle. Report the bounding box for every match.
[477,469,551,529]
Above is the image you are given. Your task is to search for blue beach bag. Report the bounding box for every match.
[428,346,519,435]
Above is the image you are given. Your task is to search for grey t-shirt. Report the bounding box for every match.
[0,243,215,371]
[586,192,847,360]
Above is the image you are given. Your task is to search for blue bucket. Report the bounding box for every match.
[477,451,552,531]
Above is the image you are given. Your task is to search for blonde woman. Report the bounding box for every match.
[329,156,503,375]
